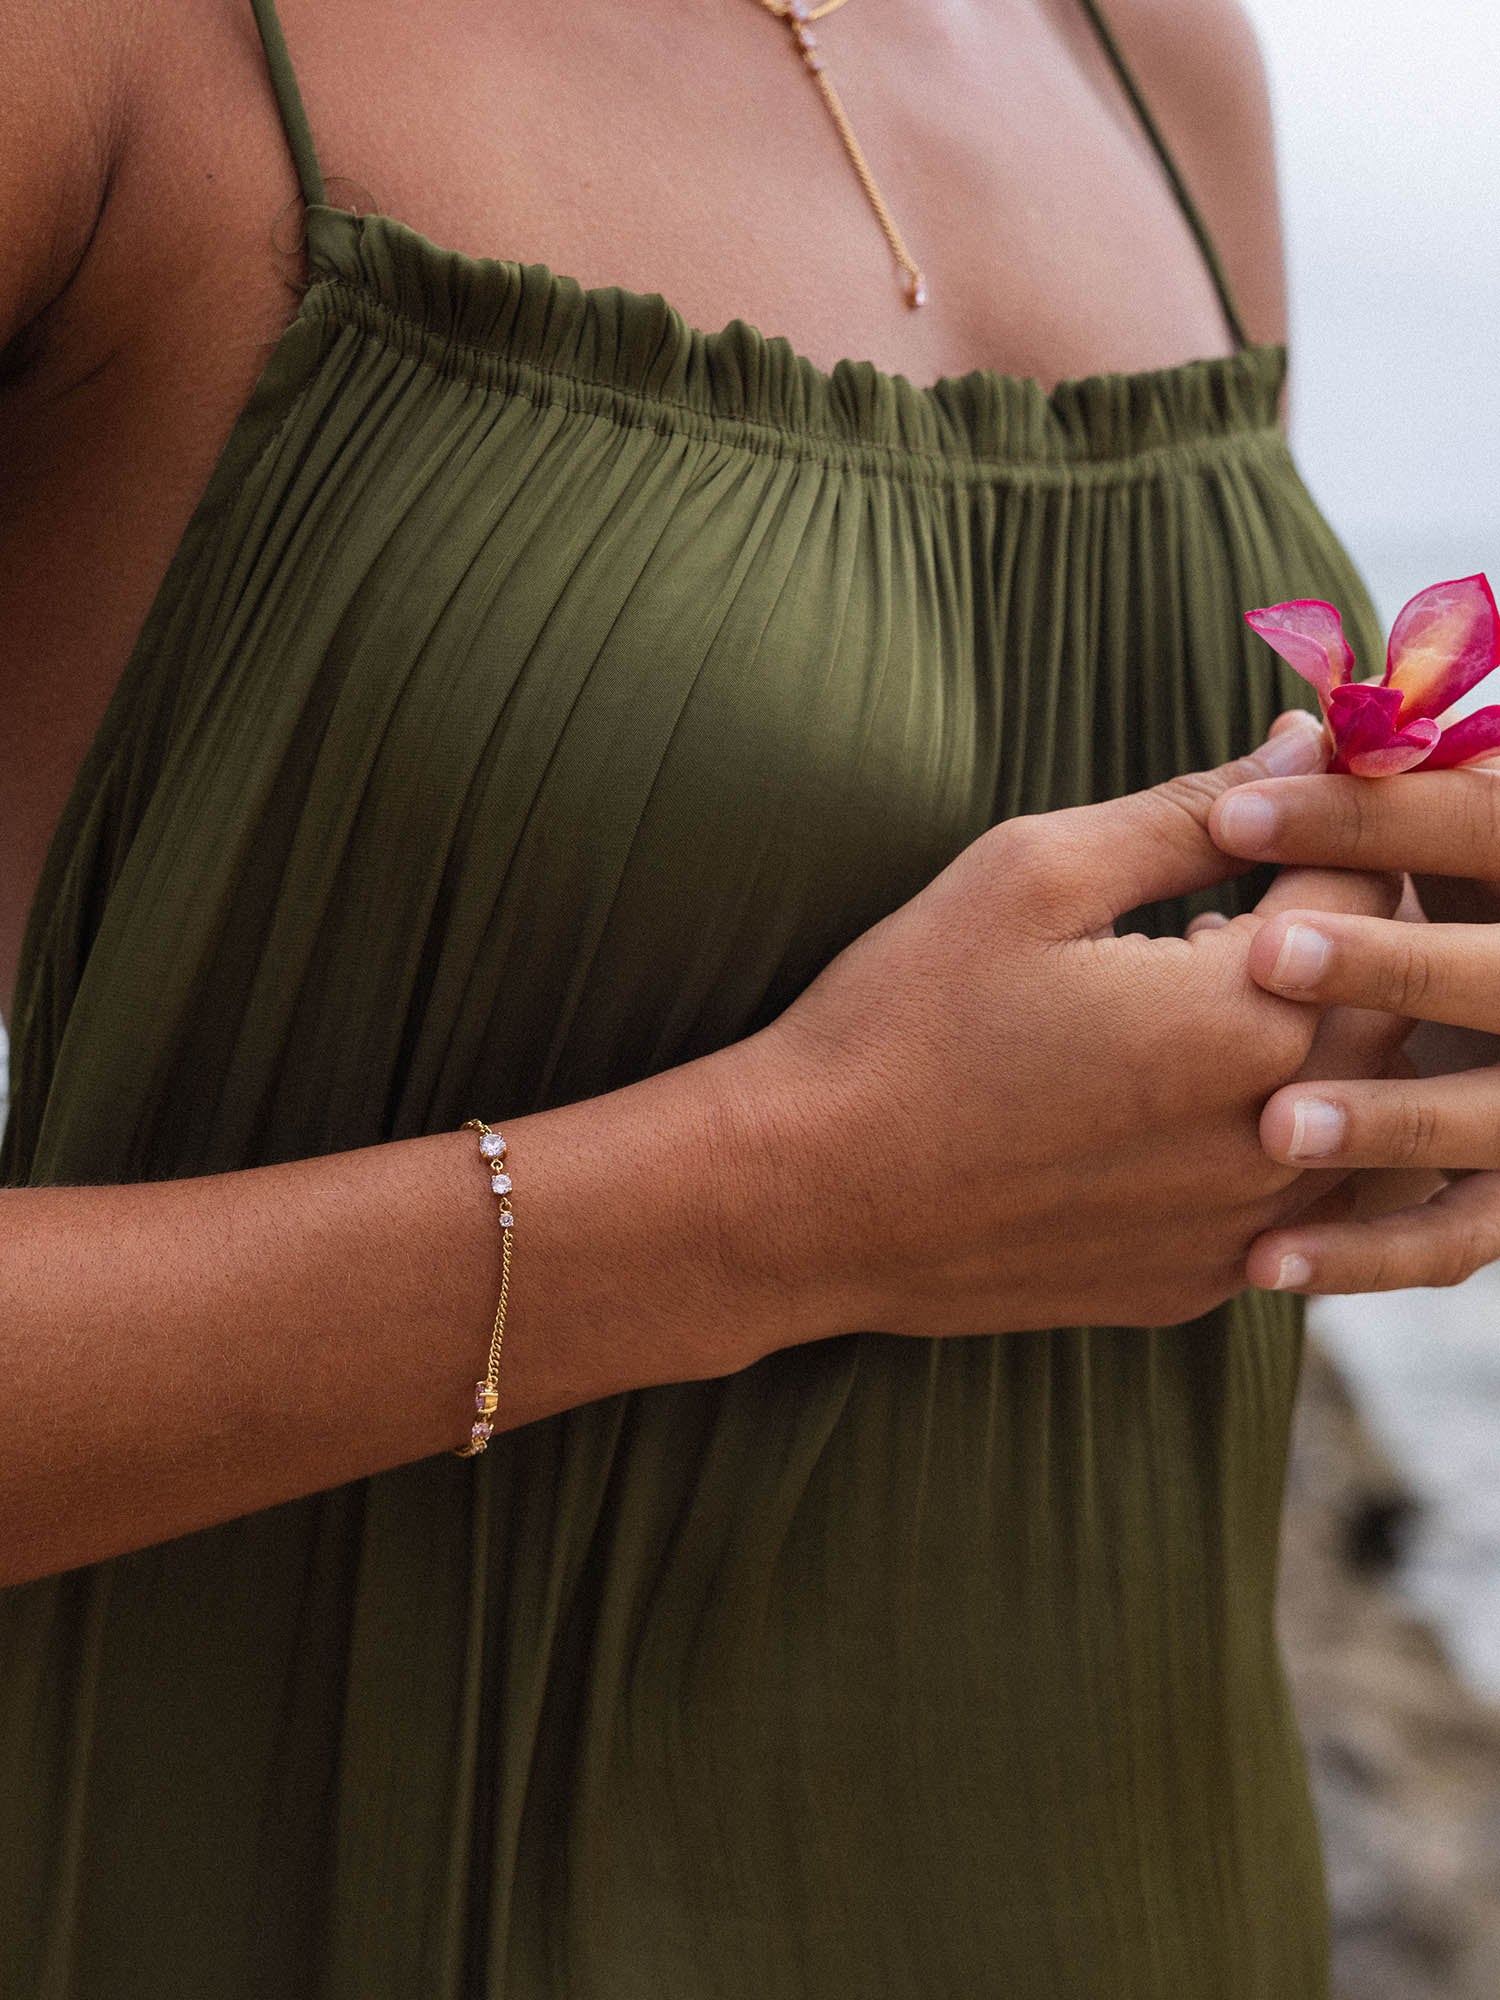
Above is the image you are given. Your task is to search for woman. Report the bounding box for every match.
[0,0,1476,1992]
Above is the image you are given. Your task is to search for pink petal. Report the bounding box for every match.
[1420,704,1500,770]
[1244,599,1357,705]
[1384,573,1500,720]
[1327,682,1442,776]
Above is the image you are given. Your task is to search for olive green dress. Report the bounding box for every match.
[0,2,1383,1993]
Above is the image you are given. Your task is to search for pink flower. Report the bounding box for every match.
[1244,574,1500,776]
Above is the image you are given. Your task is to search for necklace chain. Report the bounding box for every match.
[753,0,928,308]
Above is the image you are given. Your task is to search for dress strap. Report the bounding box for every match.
[249,0,326,209]
[1074,0,1251,351]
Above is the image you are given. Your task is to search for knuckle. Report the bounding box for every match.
[1245,996,1316,1086]
[1158,771,1225,820]
[1150,776,1226,857]
[1272,1002,1319,1075]
[1332,777,1375,854]
[1381,933,1435,1015]
[992,816,1072,910]
[1430,1221,1488,1290]
[1389,1094,1441,1167]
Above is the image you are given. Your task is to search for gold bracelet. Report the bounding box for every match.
[452,1118,513,1458]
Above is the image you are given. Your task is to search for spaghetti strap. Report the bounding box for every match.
[249,0,326,209]
[1075,0,1251,350]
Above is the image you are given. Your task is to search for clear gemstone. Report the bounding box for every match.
[479,1133,506,1159]
[499,1211,514,1228]
[490,1172,512,1195]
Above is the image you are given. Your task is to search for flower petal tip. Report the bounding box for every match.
[1385,572,1500,721]
[1244,599,1356,703]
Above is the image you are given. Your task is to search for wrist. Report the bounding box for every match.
[695,1027,877,1356]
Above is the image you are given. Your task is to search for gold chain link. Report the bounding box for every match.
[753,0,927,308]
[453,1119,513,1457]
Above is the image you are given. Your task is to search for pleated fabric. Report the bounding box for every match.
[0,23,1386,1995]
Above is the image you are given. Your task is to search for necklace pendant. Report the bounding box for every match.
[759,0,926,316]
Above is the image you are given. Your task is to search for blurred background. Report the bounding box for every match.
[1,1,1497,1991]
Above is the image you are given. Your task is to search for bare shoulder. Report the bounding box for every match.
[1085,0,1288,348]
[0,0,143,368]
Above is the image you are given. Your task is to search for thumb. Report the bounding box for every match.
[1050,710,1327,935]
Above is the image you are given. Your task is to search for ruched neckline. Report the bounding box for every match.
[305,204,1288,473]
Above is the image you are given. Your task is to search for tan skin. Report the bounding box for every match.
[0,0,1459,1587]
[0,0,1287,1006]
[1207,772,1500,1292]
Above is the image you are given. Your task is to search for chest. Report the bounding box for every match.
[287,0,1234,388]
[0,0,1238,1017]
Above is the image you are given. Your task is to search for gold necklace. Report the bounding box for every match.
[753,0,928,307]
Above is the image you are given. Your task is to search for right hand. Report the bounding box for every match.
[738,715,1402,1336]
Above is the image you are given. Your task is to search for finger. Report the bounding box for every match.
[1246,1168,1500,1293]
[1267,707,1320,738]
[1266,1034,1431,1227]
[1039,712,1327,932]
[1259,1066,1500,1170]
[1249,911,1500,1034]
[1249,878,1412,1103]
[1210,767,1500,877]
[1185,911,1230,936]
[1253,864,1405,922]
[1299,1001,1413,1085]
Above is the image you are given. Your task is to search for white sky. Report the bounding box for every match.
[1243,0,1500,621]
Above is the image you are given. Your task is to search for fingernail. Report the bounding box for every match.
[1287,1098,1347,1160]
[1255,715,1325,776]
[1271,1252,1314,1291]
[1215,792,1279,852]
[1271,922,1331,988]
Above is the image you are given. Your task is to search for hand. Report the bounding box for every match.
[737,714,1401,1336]
[1208,766,1500,1292]
[1212,761,1500,925]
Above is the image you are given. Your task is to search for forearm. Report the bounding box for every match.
[0,1038,839,1587]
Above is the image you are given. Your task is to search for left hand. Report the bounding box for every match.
[1207,766,1500,1293]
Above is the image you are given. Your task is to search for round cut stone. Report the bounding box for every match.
[490,1172,512,1195]
[499,1211,514,1228]
[479,1133,506,1159]
[471,1419,494,1444]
